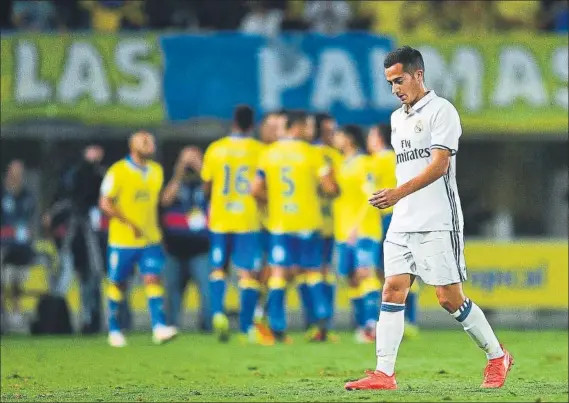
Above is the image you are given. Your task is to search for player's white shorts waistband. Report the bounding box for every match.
[384,231,466,286]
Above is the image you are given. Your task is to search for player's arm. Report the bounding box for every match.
[161,147,202,207]
[251,171,267,203]
[317,151,339,196]
[98,168,143,237]
[370,104,460,209]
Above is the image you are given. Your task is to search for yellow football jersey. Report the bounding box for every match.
[333,153,383,242]
[100,157,163,248]
[201,135,263,233]
[371,149,397,215]
[314,143,343,238]
[258,138,328,233]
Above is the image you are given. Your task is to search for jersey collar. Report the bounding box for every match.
[229,132,246,138]
[125,155,148,173]
[404,90,436,114]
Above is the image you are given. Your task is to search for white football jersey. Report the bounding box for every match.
[389,90,464,233]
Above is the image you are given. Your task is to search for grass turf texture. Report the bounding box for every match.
[1,330,567,402]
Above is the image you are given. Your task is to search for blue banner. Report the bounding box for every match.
[160,33,397,125]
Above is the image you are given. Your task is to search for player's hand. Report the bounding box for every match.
[179,147,202,172]
[369,188,402,209]
[42,213,52,229]
[128,223,144,239]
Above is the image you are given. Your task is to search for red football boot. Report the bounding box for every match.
[481,346,514,388]
[344,370,397,390]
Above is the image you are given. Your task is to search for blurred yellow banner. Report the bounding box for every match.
[17,241,568,315]
[398,35,568,135]
[419,241,568,309]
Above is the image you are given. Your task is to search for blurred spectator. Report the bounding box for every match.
[1,160,36,330]
[161,147,212,332]
[303,0,352,34]
[0,0,13,30]
[539,0,569,32]
[43,145,130,334]
[194,0,248,31]
[493,1,541,32]
[240,0,283,37]
[52,0,89,31]
[80,0,146,32]
[144,0,198,30]
[11,0,56,31]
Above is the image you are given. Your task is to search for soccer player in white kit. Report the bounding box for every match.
[344,46,514,391]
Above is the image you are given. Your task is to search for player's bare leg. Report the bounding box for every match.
[345,273,410,390]
[436,283,514,388]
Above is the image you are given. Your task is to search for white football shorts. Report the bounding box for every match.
[384,231,467,286]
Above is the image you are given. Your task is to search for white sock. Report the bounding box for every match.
[452,298,504,360]
[375,302,405,376]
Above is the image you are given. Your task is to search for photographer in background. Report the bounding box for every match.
[44,145,132,334]
[161,146,212,332]
[1,160,36,331]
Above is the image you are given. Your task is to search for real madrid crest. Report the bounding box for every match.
[414,120,423,133]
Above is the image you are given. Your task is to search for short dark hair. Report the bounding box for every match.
[286,110,307,130]
[234,104,255,132]
[314,112,333,140]
[341,124,366,150]
[383,46,425,75]
[375,123,392,147]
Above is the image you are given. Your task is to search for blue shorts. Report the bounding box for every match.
[268,232,323,269]
[322,236,334,266]
[107,244,165,283]
[336,238,381,277]
[209,231,261,271]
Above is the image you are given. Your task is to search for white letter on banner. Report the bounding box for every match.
[552,47,568,109]
[312,50,365,110]
[57,42,111,104]
[370,48,399,108]
[492,47,547,107]
[15,41,51,103]
[419,46,483,112]
[259,47,311,110]
[115,39,160,107]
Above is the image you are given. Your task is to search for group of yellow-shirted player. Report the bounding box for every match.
[200,105,420,346]
[98,106,419,348]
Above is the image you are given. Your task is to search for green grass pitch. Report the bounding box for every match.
[1,330,568,402]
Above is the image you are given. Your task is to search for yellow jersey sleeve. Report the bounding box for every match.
[100,163,121,199]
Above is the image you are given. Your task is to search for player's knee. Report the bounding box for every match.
[355,267,371,282]
[238,270,257,281]
[143,274,161,285]
[435,285,465,313]
[381,280,407,304]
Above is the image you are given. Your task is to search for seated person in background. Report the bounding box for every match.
[80,0,146,32]
[1,160,36,331]
[161,147,212,333]
[303,0,352,34]
[240,0,283,37]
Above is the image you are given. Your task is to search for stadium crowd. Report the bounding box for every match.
[1,0,567,34]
